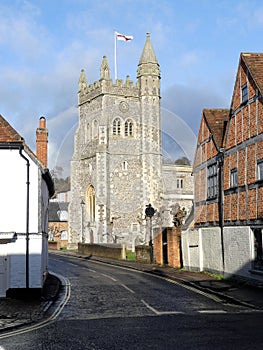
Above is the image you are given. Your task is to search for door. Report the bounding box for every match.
[0,246,8,297]
[162,228,168,265]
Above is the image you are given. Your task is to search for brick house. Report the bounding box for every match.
[182,53,263,282]
[48,200,69,250]
[0,116,54,297]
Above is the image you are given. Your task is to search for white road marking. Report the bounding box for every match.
[158,311,185,315]
[198,310,227,314]
[120,283,135,294]
[141,299,184,315]
[67,262,79,267]
[141,299,160,315]
[101,273,117,281]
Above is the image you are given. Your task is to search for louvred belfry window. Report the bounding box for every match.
[113,118,121,135]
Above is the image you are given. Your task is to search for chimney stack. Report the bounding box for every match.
[36,116,48,168]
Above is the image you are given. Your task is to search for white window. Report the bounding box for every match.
[177,178,184,188]
[122,161,128,171]
[57,210,68,221]
[61,231,68,241]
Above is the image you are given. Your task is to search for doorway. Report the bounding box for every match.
[162,228,168,265]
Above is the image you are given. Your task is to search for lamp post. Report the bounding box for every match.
[81,200,85,244]
[145,203,155,264]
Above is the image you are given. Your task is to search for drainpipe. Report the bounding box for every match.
[217,149,225,273]
[19,147,30,289]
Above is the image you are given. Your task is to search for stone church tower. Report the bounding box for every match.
[68,33,163,248]
[68,33,194,249]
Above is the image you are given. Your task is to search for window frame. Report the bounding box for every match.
[207,163,218,199]
[230,168,238,188]
[257,159,263,181]
[124,119,134,137]
[113,118,121,136]
[176,178,184,189]
[241,84,248,104]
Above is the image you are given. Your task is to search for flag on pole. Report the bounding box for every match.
[116,32,134,42]
[114,31,134,81]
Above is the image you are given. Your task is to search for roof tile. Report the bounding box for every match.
[203,109,229,149]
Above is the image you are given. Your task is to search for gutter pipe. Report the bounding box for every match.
[217,150,225,273]
[19,147,30,289]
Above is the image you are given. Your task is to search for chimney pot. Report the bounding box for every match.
[36,116,48,168]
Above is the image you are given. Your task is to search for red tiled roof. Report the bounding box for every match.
[203,109,229,149]
[0,115,24,143]
[241,53,263,93]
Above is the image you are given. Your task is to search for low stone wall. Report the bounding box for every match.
[78,243,126,260]
[48,240,68,250]
[135,245,151,263]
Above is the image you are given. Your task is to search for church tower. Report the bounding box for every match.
[68,33,163,248]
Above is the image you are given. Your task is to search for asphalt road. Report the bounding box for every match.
[0,254,262,349]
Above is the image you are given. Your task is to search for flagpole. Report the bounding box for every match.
[114,31,117,81]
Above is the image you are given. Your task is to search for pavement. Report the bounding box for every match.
[1,250,263,334]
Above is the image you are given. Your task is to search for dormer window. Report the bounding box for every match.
[241,84,248,103]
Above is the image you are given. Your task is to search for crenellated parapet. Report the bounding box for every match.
[78,73,139,105]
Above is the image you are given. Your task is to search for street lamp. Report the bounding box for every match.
[145,203,155,264]
[81,200,85,243]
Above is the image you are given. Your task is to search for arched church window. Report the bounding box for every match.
[113,118,121,135]
[85,123,90,142]
[92,120,98,139]
[125,119,134,136]
[86,185,96,222]
[122,161,128,171]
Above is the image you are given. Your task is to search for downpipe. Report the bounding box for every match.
[19,147,30,289]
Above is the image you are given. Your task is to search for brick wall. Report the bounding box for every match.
[167,227,182,268]
[153,227,182,268]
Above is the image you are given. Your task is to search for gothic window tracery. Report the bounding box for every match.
[125,119,134,136]
[86,185,96,222]
[92,120,98,139]
[113,118,121,135]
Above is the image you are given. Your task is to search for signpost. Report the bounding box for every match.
[145,204,155,264]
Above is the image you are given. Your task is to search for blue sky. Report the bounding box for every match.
[1,0,263,176]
